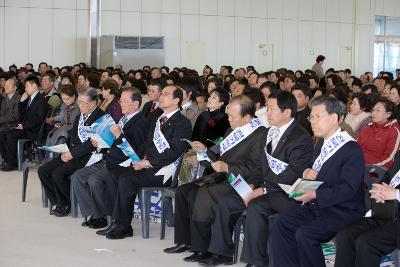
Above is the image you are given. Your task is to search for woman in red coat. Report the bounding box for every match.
[358,98,400,169]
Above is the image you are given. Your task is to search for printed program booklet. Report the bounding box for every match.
[278,178,323,198]
[39,143,69,153]
[82,114,116,149]
[227,173,253,200]
[180,138,213,163]
[117,138,141,166]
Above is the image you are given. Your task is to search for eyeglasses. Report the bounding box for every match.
[118,100,132,105]
[160,92,174,97]
[77,101,92,106]
[307,113,329,122]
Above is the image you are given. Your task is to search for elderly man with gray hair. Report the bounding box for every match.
[38,87,105,217]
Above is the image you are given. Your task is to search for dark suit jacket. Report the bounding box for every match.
[142,101,163,123]
[206,126,269,186]
[145,111,192,171]
[313,138,366,231]
[105,112,149,170]
[68,107,105,164]
[264,120,314,190]
[18,93,49,141]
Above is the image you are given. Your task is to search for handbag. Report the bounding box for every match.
[195,172,226,187]
[371,199,398,221]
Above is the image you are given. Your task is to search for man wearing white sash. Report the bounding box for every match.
[335,151,400,267]
[164,95,268,265]
[38,87,104,217]
[270,95,366,267]
[241,91,314,267]
[103,85,192,240]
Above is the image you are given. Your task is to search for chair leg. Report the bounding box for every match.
[233,216,245,263]
[17,140,27,172]
[41,185,49,208]
[139,189,152,239]
[160,196,173,240]
[107,216,112,226]
[70,181,78,218]
[21,166,30,202]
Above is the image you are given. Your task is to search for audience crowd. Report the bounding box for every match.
[1,57,400,267]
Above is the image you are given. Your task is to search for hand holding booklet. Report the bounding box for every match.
[39,143,69,153]
[278,178,323,198]
[82,114,116,149]
[180,138,213,163]
[117,138,141,167]
[227,173,253,200]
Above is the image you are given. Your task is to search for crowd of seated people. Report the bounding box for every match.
[2,60,400,267]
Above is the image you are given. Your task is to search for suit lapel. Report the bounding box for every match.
[123,112,140,130]
[84,107,101,126]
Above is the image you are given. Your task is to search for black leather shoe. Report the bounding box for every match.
[54,206,71,217]
[106,225,133,239]
[198,254,234,266]
[164,244,191,254]
[96,222,118,236]
[49,206,60,216]
[183,252,210,262]
[89,218,107,229]
[82,217,95,227]
[2,163,17,171]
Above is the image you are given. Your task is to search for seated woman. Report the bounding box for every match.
[99,78,122,122]
[179,88,230,183]
[358,98,400,169]
[334,152,400,267]
[344,92,375,137]
[45,85,79,146]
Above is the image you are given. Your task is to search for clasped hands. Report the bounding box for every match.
[370,183,398,203]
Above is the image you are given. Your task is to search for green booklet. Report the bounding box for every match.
[227,173,253,200]
[278,178,323,198]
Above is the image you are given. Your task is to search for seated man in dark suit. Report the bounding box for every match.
[0,78,21,133]
[240,91,314,267]
[99,85,192,239]
[164,95,268,265]
[38,87,104,217]
[269,95,366,267]
[0,75,48,171]
[141,79,166,123]
[70,87,149,229]
[334,152,400,267]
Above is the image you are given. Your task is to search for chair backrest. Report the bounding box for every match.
[364,164,387,210]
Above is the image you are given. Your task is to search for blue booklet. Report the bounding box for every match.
[82,114,116,148]
[117,138,141,166]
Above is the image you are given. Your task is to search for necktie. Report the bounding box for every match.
[150,102,156,112]
[159,116,168,126]
[78,114,89,142]
[27,97,32,107]
[118,115,128,129]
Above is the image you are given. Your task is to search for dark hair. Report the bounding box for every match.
[242,87,266,107]
[177,77,197,101]
[130,79,147,94]
[171,86,183,107]
[230,95,256,118]
[268,90,297,118]
[259,81,279,95]
[344,69,351,74]
[59,84,77,98]
[39,62,48,68]
[102,79,119,95]
[352,92,375,112]
[210,88,230,110]
[42,73,55,83]
[310,95,341,121]
[291,83,312,98]
[352,77,363,88]
[316,55,325,63]
[375,97,398,120]
[329,86,348,105]
[161,66,170,73]
[112,71,124,81]
[149,78,167,92]
[121,86,143,106]
[25,75,40,88]
[362,83,378,94]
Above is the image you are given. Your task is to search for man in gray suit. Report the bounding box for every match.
[0,78,20,132]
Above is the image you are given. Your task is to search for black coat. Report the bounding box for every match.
[142,101,163,123]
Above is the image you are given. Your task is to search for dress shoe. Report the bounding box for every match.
[183,252,210,262]
[82,217,95,227]
[198,254,234,266]
[96,222,118,236]
[2,163,17,171]
[164,244,191,254]
[89,218,107,229]
[106,225,133,239]
[54,206,71,217]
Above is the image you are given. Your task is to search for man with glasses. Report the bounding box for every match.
[100,85,192,239]
[38,87,104,217]
[269,95,365,267]
[71,87,149,230]
[142,79,166,122]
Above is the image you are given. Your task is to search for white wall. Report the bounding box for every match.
[0,0,399,76]
[0,0,90,70]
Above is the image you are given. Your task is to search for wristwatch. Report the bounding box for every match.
[263,187,267,195]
